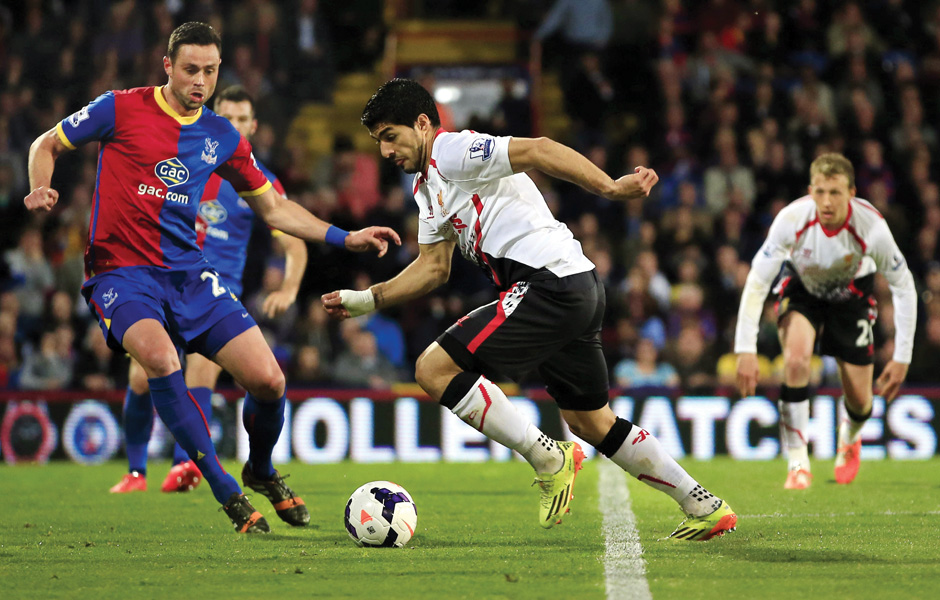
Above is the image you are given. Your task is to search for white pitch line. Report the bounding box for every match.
[598,459,653,600]
[739,510,940,519]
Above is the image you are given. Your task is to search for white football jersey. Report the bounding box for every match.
[734,195,917,363]
[411,130,594,290]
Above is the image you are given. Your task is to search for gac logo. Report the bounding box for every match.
[155,157,189,187]
[199,200,228,225]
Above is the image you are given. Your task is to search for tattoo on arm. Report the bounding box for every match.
[372,285,386,308]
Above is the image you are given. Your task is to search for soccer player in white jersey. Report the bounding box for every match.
[323,78,737,540]
[735,153,916,489]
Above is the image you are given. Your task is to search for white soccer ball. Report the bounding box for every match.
[344,480,418,548]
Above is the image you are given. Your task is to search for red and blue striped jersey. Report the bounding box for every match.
[196,161,285,288]
[56,86,271,279]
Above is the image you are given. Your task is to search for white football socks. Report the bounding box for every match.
[839,417,866,448]
[778,399,810,471]
[451,376,563,474]
[608,423,719,517]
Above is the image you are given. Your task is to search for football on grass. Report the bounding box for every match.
[344,480,417,547]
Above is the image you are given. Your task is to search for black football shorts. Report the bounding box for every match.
[776,271,877,366]
[437,269,609,411]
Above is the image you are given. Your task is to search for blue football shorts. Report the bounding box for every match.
[81,264,256,357]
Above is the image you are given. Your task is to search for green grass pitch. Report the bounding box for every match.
[2,458,938,599]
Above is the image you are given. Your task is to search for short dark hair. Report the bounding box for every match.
[167,22,222,61]
[214,85,255,114]
[361,78,440,130]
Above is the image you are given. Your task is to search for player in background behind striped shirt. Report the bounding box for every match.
[110,85,309,496]
[734,153,916,489]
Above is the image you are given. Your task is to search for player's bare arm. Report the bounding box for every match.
[244,186,401,255]
[322,239,456,320]
[876,361,909,403]
[261,233,308,318]
[736,353,760,398]
[24,128,72,212]
[507,137,658,201]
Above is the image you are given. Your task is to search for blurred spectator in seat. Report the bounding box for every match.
[563,52,615,148]
[290,345,330,386]
[333,329,399,389]
[0,309,20,389]
[909,313,940,383]
[856,139,895,200]
[704,136,756,216]
[534,0,612,79]
[492,78,532,138]
[755,140,801,213]
[292,297,335,369]
[313,134,381,225]
[667,283,717,343]
[613,336,679,390]
[73,322,124,391]
[245,263,298,349]
[45,289,83,342]
[4,226,54,340]
[347,272,407,370]
[287,0,335,102]
[19,326,73,390]
[669,325,718,393]
[622,250,670,314]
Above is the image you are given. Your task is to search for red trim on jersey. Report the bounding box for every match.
[468,290,508,353]
[794,218,818,243]
[471,194,501,288]
[845,223,867,253]
[476,382,493,430]
[773,276,792,315]
[852,198,884,219]
[420,129,447,179]
[818,202,853,238]
[847,280,865,298]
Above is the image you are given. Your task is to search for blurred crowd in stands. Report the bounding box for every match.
[4,0,940,394]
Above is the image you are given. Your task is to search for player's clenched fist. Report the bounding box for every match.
[344,226,402,257]
[24,186,59,212]
[609,166,659,201]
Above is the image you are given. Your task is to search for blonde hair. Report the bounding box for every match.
[809,153,855,188]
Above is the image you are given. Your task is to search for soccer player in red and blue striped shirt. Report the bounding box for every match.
[25,22,400,533]
[111,85,309,497]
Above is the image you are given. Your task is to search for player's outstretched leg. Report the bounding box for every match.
[241,392,310,526]
[161,387,209,492]
[595,416,737,541]
[779,385,812,489]
[110,386,153,493]
[440,372,581,528]
[148,371,258,531]
[835,398,869,484]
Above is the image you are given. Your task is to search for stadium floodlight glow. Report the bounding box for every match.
[434,86,461,104]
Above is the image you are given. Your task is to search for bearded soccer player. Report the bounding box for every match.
[25,23,399,533]
[110,85,309,496]
[735,153,916,489]
[323,79,736,541]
